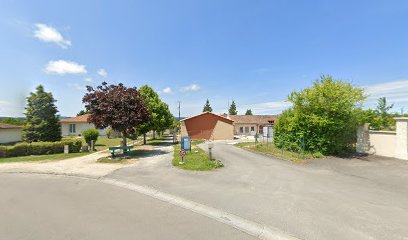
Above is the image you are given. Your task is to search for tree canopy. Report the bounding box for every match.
[76,110,88,116]
[245,109,253,115]
[228,100,238,115]
[274,75,366,155]
[82,82,150,147]
[137,85,174,143]
[23,85,62,142]
[203,99,213,112]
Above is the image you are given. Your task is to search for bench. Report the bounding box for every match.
[109,146,134,158]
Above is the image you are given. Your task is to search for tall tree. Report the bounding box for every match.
[228,100,238,115]
[23,85,61,142]
[82,82,150,147]
[245,109,253,115]
[203,99,213,112]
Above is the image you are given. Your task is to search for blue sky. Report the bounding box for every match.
[1,0,408,117]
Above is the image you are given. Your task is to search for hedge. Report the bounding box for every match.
[0,139,82,158]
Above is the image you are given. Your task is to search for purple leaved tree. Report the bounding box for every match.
[82,82,150,147]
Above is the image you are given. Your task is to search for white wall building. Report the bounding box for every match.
[60,114,107,137]
[0,123,22,144]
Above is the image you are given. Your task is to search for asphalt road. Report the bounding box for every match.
[109,141,408,240]
[0,173,255,240]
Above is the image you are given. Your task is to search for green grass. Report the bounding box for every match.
[97,149,150,163]
[173,143,223,171]
[63,136,135,151]
[235,142,320,163]
[0,152,90,164]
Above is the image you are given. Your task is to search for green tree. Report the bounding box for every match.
[23,85,62,142]
[137,85,174,143]
[274,75,365,155]
[228,100,238,115]
[245,109,253,115]
[77,109,88,116]
[203,99,213,112]
[0,118,25,126]
[375,97,394,129]
[83,128,99,150]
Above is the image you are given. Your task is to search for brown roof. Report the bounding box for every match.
[60,114,90,123]
[181,112,234,124]
[226,115,277,125]
[0,123,22,129]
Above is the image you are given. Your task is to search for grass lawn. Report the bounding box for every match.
[63,136,135,151]
[235,142,321,163]
[0,152,90,164]
[173,141,223,171]
[96,149,148,164]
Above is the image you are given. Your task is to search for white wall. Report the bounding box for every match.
[0,128,22,143]
[61,123,106,136]
[357,118,408,160]
[367,131,396,158]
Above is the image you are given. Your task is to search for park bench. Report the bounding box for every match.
[109,146,134,158]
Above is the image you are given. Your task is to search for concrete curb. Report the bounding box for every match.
[100,178,300,240]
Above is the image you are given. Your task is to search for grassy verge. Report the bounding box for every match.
[96,149,146,164]
[173,141,223,171]
[235,142,321,163]
[63,136,135,151]
[0,152,90,164]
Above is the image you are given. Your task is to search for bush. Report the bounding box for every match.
[274,75,366,155]
[0,139,82,158]
[83,128,99,147]
[106,128,113,139]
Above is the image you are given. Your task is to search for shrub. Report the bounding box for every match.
[106,128,113,139]
[274,75,366,155]
[83,128,99,147]
[0,139,82,158]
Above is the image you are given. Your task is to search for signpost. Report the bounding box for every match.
[179,149,186,164]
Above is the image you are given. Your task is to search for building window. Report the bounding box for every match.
[251,126,255,132]
[69,124,76,133]
[240,127,244,134]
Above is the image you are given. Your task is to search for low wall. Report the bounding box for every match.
[357,118,408,160]
[367,131,396,158]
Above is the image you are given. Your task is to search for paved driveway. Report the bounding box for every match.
[109,141,408,240]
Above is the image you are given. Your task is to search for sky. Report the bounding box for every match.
[1,0,408,117]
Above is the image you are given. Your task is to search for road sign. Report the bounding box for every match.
[180,149,186,157]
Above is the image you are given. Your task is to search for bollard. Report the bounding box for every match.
[208,141,214,160]
[64,145,69,154]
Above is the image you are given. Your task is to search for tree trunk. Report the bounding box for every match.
[153,130,156,139]
[122,131,127,147]
[143,133,147,145]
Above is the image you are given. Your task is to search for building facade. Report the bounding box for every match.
[0,123,22,144]
[60,114,107,137]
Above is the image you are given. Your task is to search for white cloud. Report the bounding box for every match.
[44,60,87,75]
[163,87,173,94]
[97,68,108,78]
[67,83,86,91]
[84,77,93,82]
[364,80,408,105]
[240,101,292,114]
[34,23,71,49]
[180,84,201,93]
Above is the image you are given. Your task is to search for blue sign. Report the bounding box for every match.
[181,136,191,151]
